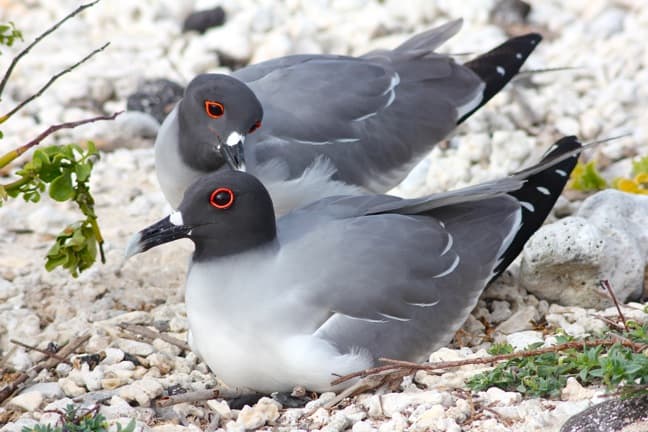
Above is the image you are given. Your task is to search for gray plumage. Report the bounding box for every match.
[155,20,542,213]
[129,136,581,393]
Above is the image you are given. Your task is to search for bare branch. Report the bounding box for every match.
[0,42,110,123]
[9,339,66,362]
[0,111,122,169]
[118,323,191,351]
[600,279,629,332]
[0,333,90,404]
[155,387,253,408]
[0,0,101,97]
[331,338,646,386]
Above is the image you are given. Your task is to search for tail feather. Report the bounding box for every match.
[492,136,581,278]
[459,33,543,124]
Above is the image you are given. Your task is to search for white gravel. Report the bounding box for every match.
[1,1,647,431]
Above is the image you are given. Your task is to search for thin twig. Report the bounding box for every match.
[9,339,66,362]
[155,387,252,408]
[331,338,645,386]
[0,0,101,97]
[600,279,629,332]
[118,323,191,351]
[0,42,110,123]
[0,112,122,170]
[0,333,90,404]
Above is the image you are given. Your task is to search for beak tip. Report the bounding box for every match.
[124,232,143,260]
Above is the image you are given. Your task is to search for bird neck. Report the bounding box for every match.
[192,229,278,263]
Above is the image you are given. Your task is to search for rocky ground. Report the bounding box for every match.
[0,0,647,431]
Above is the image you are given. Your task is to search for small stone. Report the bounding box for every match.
[21,382,63,400]
[561,394,648,432]
[99,395,137,419]
[118,378,164,406]
[147,352,175,374]
[490,0,531,27]
[103,348,125,365]
[207,399,232,420]
[126,78,184,124]
[116,338,155,357]
[182,7,226,34]
[352,420,377,432]
[483,387,522,405]
[8,391,43,411]
[506,330,544,350]
[496,305,537,334]
[59,378,86,397]
[236,397,281,429]
[561,377,597,401]
[412,405,445,431]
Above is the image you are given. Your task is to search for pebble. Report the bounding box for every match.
[126,78,184,124]
[235,397,281,429]
[118,378,164,406]
[115,338,156,357]
[521,190,648,307]
[182,7,226,34]
[506,330,544,350]
[8,391,44,412]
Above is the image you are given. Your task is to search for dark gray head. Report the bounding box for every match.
[177,74,263,172]
[126,171,276,261]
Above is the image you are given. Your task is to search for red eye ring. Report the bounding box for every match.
[209,187,235,209]
[249,120,262,133]
[204,100,225,119]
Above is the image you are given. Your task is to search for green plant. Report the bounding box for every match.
[0,22,22,54]
[568,156,648,195]
[569,161,608,191]
[467,322,648,397]
[0,1,118,277]
[22,404,136,432]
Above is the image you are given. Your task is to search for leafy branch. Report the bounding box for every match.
[0,0,117,277]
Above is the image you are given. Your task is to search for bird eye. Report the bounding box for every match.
[249,120,262,133]
[209,187,234,209]
[204,100,225,119]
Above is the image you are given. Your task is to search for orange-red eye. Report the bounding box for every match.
[249,120,262,133]
[210,187,234,209]
[205,100,225,119]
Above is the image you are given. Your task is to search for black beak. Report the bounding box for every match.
[125,216,191,259]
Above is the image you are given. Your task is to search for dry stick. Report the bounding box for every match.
[118,323,191,351]
[0,333,90,404]
[9,339,66,362]
[0,0,101,97]
[0,112,122,169]
[155,387,253,408]
[600,279,629,332]
[0,42,110,123]
[330,338,645,386]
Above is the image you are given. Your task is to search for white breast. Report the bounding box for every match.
[184,252,372,393]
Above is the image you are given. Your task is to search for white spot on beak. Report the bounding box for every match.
[226,131,244,147]
[170,211,184,226]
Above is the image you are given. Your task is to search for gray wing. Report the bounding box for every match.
[235,20,483,191]
[276,194,521,363]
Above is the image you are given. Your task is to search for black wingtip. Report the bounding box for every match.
[491,136,581,279]
[458,32,543,124]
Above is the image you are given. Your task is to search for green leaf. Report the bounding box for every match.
[49,171,74,201]
[632,156,648,176]
[569,161,607,191]
[74,162,92,182]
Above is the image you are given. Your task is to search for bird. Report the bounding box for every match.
[155,19,542,214]
[127,136,582,393]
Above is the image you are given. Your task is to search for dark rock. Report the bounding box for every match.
[561,394,648,432]
[126,79,184,124]
[490,0,531,27]
[182,7,226,34]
